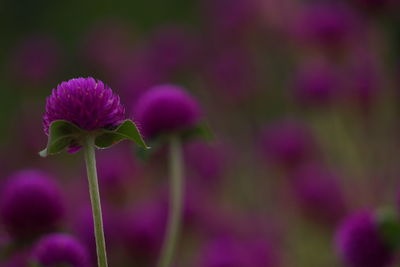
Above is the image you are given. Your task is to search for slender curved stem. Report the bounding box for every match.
[158,135,184,267]
[83,136,108,267]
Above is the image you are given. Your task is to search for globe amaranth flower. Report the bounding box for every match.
[290,163,347,226]
[133,84,201,139]
[43,77,125,135]
[0,170,64,240]
[32,233,90,267]
[335,211,394,267]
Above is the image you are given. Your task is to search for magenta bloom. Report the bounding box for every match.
[43,77,125,134]
[335,211,393,267]
[32,233,90,267]
[133,84,201,138]
[290,164,347,226]
[295,3,357,49]
[199,236,279,267]
[0,170,64,240]
[260,119,316,169]
[293,61,341,107]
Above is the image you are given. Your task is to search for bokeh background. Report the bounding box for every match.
[0,0,400,266]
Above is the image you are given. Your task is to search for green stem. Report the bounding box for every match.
[158,135,184,267]
[83,136,108,267]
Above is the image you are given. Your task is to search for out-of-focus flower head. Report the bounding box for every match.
[294,3,358,50]
[71,205,122,265]
[96,147,138,200]
[32,233,90,267]
[344,51,381,114]
[43,77,125,136]
[204,47,258,102]
[121,199,167,265]
[184,140,228,185]
[292,60,341,107]
[0,170,64,241]
[9,34,61,85]
[335,211,394,267]
[290,163,348,226]
[198,235,279,267]
[260,119,316,169]
[133,84,201,139]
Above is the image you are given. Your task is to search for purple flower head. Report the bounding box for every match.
[290,163,347,226]
[43,77,125,135]
[0,170,64,240]
[335,211,393,267]
[10,35,61,85]
[293,61,341,107]
[295,3,358,49]
[32,233,90,267]
[133,84,201,139]
[260,119,316,169]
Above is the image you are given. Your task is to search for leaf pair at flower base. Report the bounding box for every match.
[39,120,149,157]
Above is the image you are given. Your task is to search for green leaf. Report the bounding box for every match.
[39,120,83,157]
[181,122,213,141]
[95,120,149,150]
[377,208,400,249]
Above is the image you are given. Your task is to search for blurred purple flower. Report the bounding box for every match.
[133,84,201,139]
[335,211,393,267]
[96,147,138,199]
[294,3,358,49]
[0,170,64,240]
[345,54,380,114]
[121,199,166,264]
[32,233,90,267]
[290,163,348,226]
[292,61,341,107]
[184,141,227,185]
[9,35,61,85]
[43,77,125,135]
[71,205,122,264]
[199,235,279,267]
[205,47,258,102]
[260,119,316,169]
